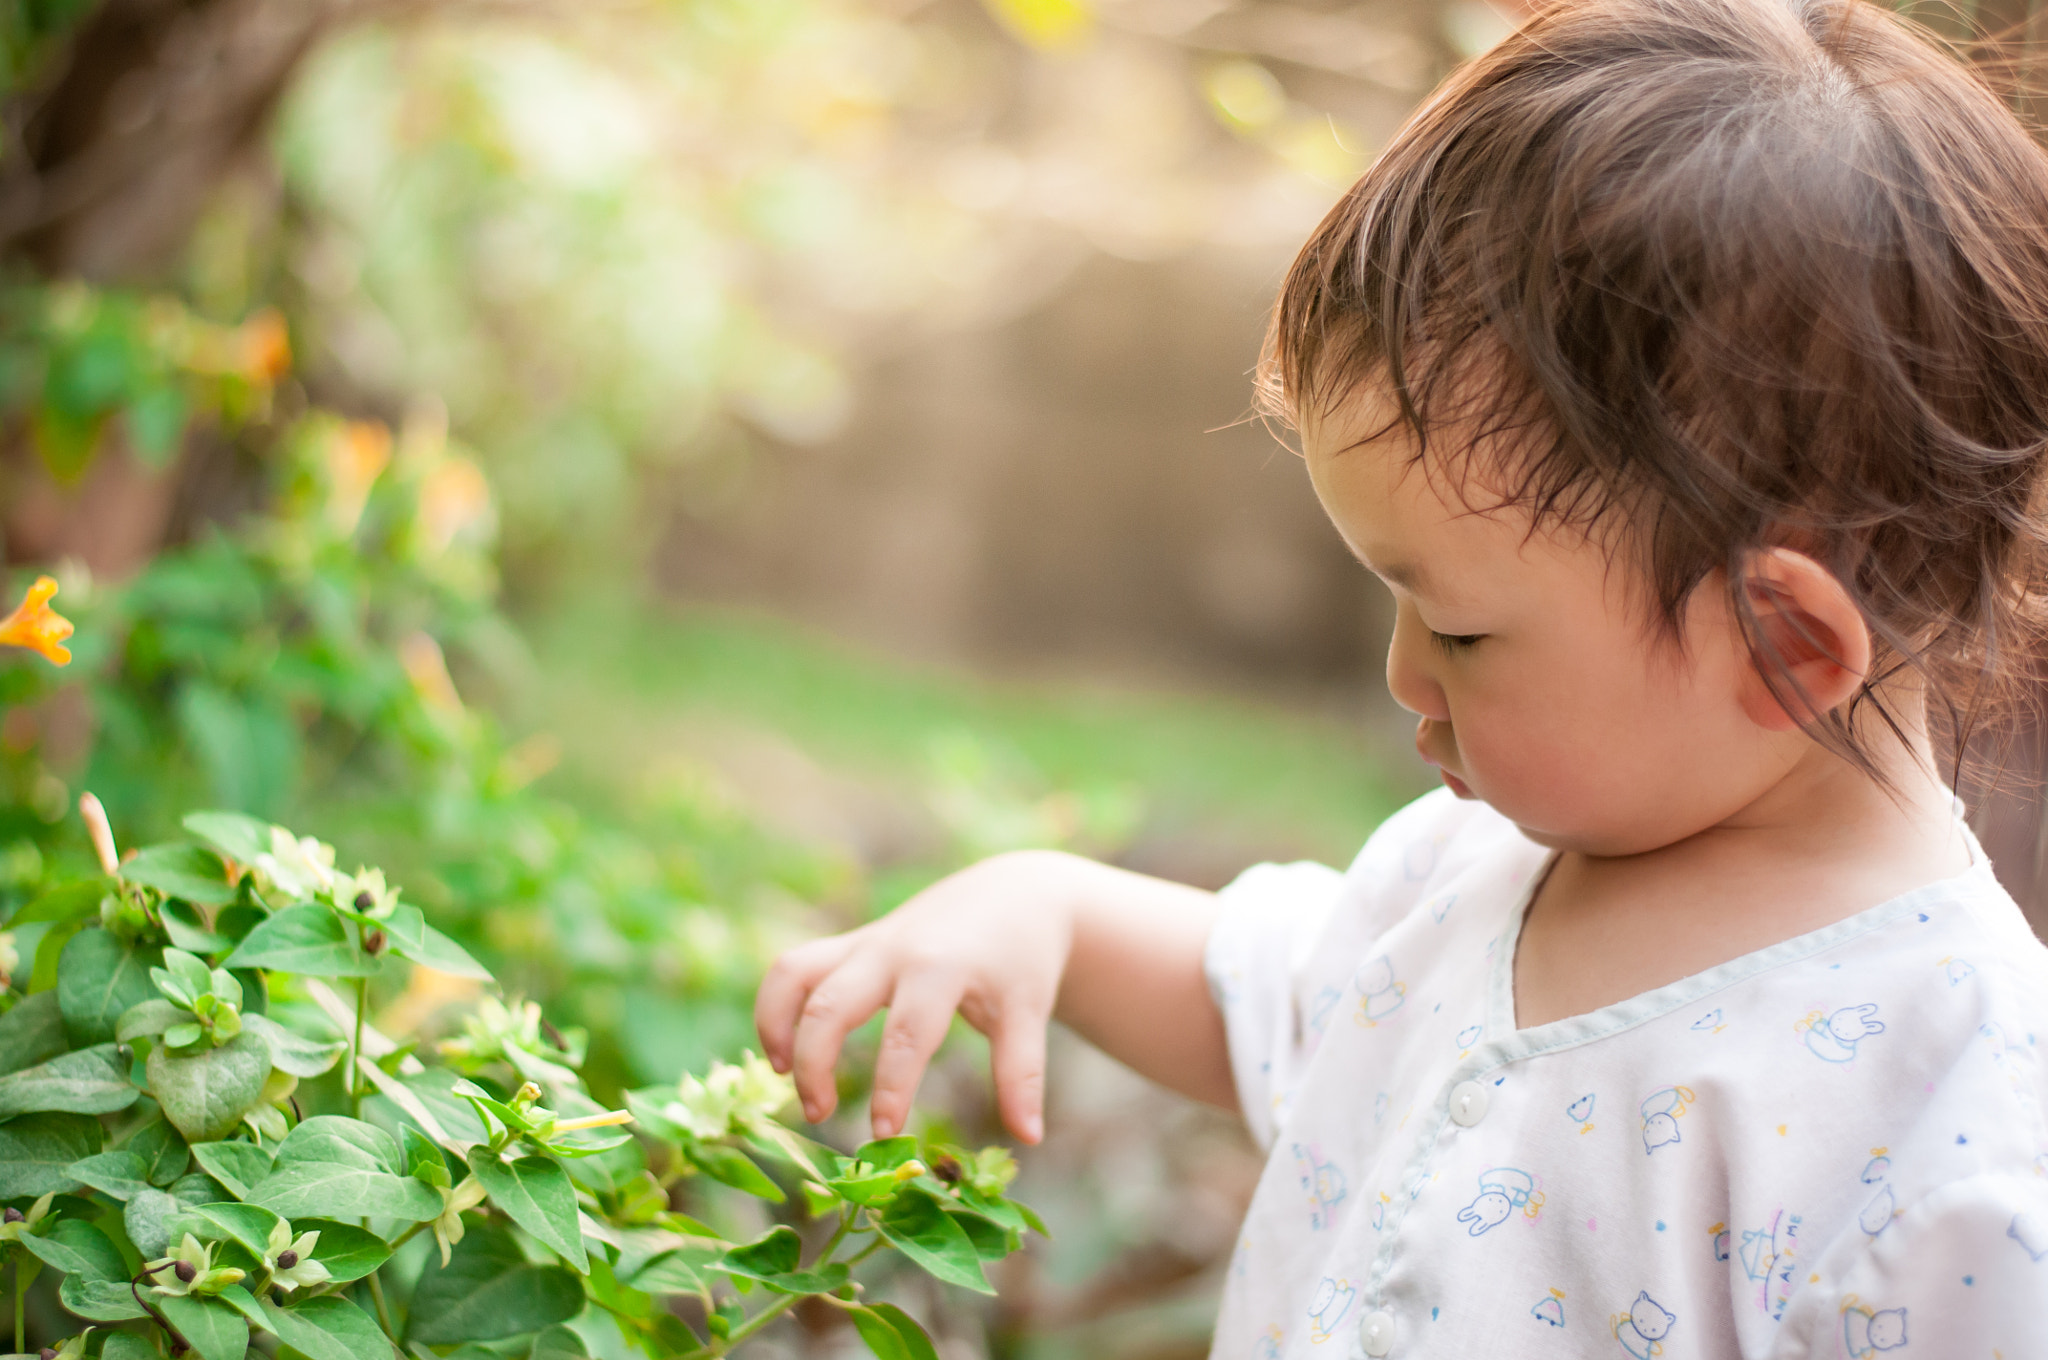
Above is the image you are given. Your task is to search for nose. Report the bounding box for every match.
[1385,604,1451,723]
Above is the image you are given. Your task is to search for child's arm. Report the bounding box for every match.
[753,849,1230,1145]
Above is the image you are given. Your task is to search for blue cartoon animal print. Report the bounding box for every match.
[1612,1292,1676,1359]
[1802,1003,1884,1062]
[1569,1093,1596,1134]
[2011,1211,2048,1262]
[1859,1185,1896,1237]
[1840,1300,1908,1356]
[1306,1277,1356,1344]
[1860,1152,1890,1184]
[1639,1086,1696,1153]
[1252,1326,1284,1359]
[1942,956,1975,986]
[1292,1142,1348,1230]
[1457,1167,1543,1236]
[1308,986,1343,1038]
[1428,892,1456,924]
[1354,955,1406,1027]
[1692,1008,1726,1034]
[1531,1291,1565,1328]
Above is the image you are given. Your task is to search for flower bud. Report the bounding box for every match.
[175,1260,196,1283]
[931,1153,963,1184]
[363,928,386,955]
[276,1250,298,1269]
[41,1347,56,1359]
[3,1207,22,1224]
[354,890,374,911]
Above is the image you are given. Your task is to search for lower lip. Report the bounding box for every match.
[1439,769,1473,798]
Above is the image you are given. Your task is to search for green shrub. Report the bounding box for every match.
[0,804,1036,1357]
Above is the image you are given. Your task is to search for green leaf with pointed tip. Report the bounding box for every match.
[687,1140,783,1202]
[223,902,375,977]
[214,1282,275,1335]
[868,1304,943,1360]
[124,1112,190,1185]
[532,1324,593,1360]
[249,1159,439,1223]
[400,1123,450,1187]
[0,1111,100,1196]
[157,1291,249,1360]
[876,1186,992,1293]
[19,1217,126,1280]
[0,1042,136,1118]
[275,1115,402,1172]
[147,1030,269,1141]
[182,812,272,865]
[117,999,190,1042]
[189,1140,273,1200]
[124,1186,182,1259]
[404,1221,583,1344]
[848,1304,914,1360]
[167,1170,228,1206]
[161,899,230,955]
[171,1201,279,1257]
[0,990,66,1075]
[66,1148,152,1200]
[100,1325,164,1356]
[240,1012,345,1077]
[56,930,161,1046]
[9,881,104,926]
[290,1217,391,1282]
[851,1136,921,1171]
[382,903,491,979]
[721,1225,799,1276]
[60,1273,151,1322]
[122,843,237,906]
[467,1146,587,1271]
[261,1294,386,1360]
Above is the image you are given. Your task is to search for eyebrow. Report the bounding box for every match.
[1346,548,1433,596]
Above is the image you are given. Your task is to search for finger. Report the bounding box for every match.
[986,998,1051,1145]
[790,957,893,1124]
[868,972,967,1140]
[756,935,858,1073]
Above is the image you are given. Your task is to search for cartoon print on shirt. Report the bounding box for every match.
[1292,1142,1347,1230]
[1428,892,1457,924]
[1531,1289,1566,1328]
[1710,1222,1730,1262]
[1454,1023,1484,1056]
[1840,1298,1908,1356]
[1860,1149,1890,1183]
[1354,955,1406,1027]
[1858,1184,1896,1237]
[1373,1091,1390,1125]
[1799,1004,1885,1062]
[1251,1325,1284,1359]
[1940,955,1974,986]
[2010,1211,2048,1262]
[1611,1292,1676,1359]
[1569,1093,1596,1133]
[1640,1085,1696,1153]
[1456,1166,1544,1236]
[1692,1008,1727,1034]
[1306,1277,1356,1344]
[1735,1209,1804,1319]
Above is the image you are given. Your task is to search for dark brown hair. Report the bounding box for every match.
[1260,0,2048,778]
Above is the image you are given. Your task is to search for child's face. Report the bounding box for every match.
[1304,386,1800,856]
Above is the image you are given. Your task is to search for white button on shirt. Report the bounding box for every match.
[1203,789,2048,1359]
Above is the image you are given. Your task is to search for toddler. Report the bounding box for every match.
[755,0,2048,1353]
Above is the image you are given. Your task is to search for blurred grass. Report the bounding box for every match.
[527,599,1418,875]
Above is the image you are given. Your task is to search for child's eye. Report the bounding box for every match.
[1430,630,1485,654]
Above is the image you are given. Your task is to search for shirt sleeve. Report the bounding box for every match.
[1773,1172,2048,1360]
[1203,859,1348,1150]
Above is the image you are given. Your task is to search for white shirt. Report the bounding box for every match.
[1204,788,2048,1359]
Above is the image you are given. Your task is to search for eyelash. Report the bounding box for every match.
[1430,630,1485,655]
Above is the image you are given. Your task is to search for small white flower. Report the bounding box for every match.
[432,1177,489,1266]
[0,1191,54,1244]
[144,1234,244,1297]
[263,1218,330,1293]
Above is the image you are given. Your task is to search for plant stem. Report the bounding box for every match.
[350,974,369,1117]
[12,1255,22,1354]
[715,1291,802,1354]
[367,1264,396,1337]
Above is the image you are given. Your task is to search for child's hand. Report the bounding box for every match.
[755,849,1229,1145]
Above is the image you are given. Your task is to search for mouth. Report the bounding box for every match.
[1415,722,1474,799]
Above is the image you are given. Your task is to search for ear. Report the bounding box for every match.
[1734,548,1872,732]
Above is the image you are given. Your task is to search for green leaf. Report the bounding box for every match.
[9,880,106,927]
[404,1220,583,1344]
[124,1111,192,1186]
[291,1217,391,1282]
[275,1115,402,1172]
[687,1139,784,1202]
[624,1247,716,1296]
[223,902,375,977]
[125,1186,182,1258]
[171,1200,279,1257]
[0,1042,137,1118]
[868,1303,943,1360]
[182,811,273,865]
[531,1324,593,1360]
[65,1148,152,1200]
[249,1158,440,1223]
[60,1274,151,1322]
[161,899,231,955]
[876,1186,992,1293]
[117,998,191,1042]
[720,1225,799,1276]
[848,1304,914,1360]
[0,1111,101,1196]
[122,843,237,907]
[399,1123,449,1187]
[214,1282,275,1336]
[262,1294,387,1360]
[381,903,491,979]
[240,1012,345,1077]
[851,1136,922,1172]
[0,990,67,1075]
[18,1217,126,1281]
[167,1170,229,1206]
[467,1147,587,1271]
[157,1291,249,1360]
[100,1326,164,1356]
[146,1029,270,1141]
[189,1139,273,1199]
[56,929,162,1045]
[948,1209,1017,1260]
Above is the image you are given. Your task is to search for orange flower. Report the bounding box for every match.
[0,576,73,665]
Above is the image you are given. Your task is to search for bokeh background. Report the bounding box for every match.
[2,0,2043,1356]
